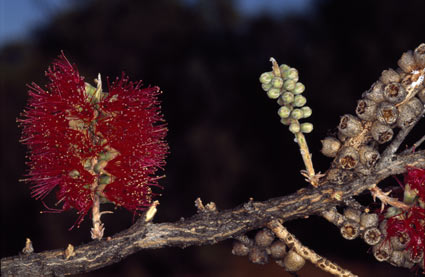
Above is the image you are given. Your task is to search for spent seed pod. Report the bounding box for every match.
[360,213,378,229]
[405,97,424,116]
[390,233,410,251]
[356,99,377,121]
[389,250,405,267]
[396,103,417,129]
[384,83,407,104]
[336,146,359,169]
[363,227,382,245]
[358,145,380,168]
[338,114,363,137]
[377,102,399,125]
[340,220,360,240]
[320,137,341,158]
[373,241,393,262]
[232,241,250,256]
[259,72,274,84]
[371,121,394,144]
[363,81,385,103]
[269,240,287,259]
[404,248,424,264]
[326,167,354,184]
[248,247,269,265]
[398,50,416,73]
[343,208,361,223]
[283,249,305,272]
[255,228,275,248]
[380,68,401,84]
[413,43,425,67]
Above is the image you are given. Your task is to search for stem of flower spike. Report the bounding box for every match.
[269,58,321,187]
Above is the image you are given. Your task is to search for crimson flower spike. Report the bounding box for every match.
[18,53,168,239]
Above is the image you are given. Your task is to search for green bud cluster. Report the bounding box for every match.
[259,61,312,134]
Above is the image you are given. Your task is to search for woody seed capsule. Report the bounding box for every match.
[363,81,385,103]
[320,137,341,158]
[371,121,393,144]
[398,50,416,73]
[338,114,363,137]
[373,241,393,262]
[269,240,287,259]
[358,145,380,168]
[380,68,401,84]
[390,233,410,251]
[355,99,377,121]
[377,102,398,125]
[360,213,378,228]
[249,247,269,264]
[337,146,359,169]
[406,97,424,115]
[384,83,407,104]
[255,229,275,248]
[389,251,405,267]
[396,103,417,129]
[340,220,360,240]
[232,241,250,256]
[413,43,425,67]
[363,227,382,245]
[343,208,361,223]
[283,249,305,272]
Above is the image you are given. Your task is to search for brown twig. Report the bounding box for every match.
[1,151,423,276]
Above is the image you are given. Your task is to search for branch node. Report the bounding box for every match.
[21,238,34,255]
[64,244,75,260]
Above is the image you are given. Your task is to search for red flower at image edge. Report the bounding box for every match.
[19,54,168,227]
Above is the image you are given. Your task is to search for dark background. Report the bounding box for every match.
[1,0,424,276]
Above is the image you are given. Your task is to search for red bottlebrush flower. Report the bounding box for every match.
[19,53,168,231]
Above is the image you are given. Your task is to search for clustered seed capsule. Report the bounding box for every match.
[356,99,377,121]
[336,146,359,169]
[338,114,363,137]
[380,68,401,84]
[340,220,360,240]
[358,145,380,168]
[283,249,305,272]
[363,227,382,245]
[377,102,398,125]
[255,228,275,248]
[373,241,393,262]
[320,137,341,158]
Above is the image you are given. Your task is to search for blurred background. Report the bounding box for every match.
[1,0,424,276]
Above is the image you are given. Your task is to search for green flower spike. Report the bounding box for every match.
[260,58,321,187]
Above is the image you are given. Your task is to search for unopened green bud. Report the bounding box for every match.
[69,169,80,179]
[294,95,307,107]
[291,108,304,120]
[283,79,296,91]
[289,122,300,133]
[281,91,294,104]
[385,207,402,218]
[300,122,313,133]
[259,72,273,84]
[272,77,284,89]
[403,184,418,204]
[286,68,299,81]
[293,82,305,94]
[301,106,312,118]
[267,88,281,99]
[280,118,292,125]
[261,83,272,91]
[279,64,290,74]
[278,106,291,118]
[99,174,112,185]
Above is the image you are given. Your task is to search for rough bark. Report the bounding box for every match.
[2,150,423,276]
